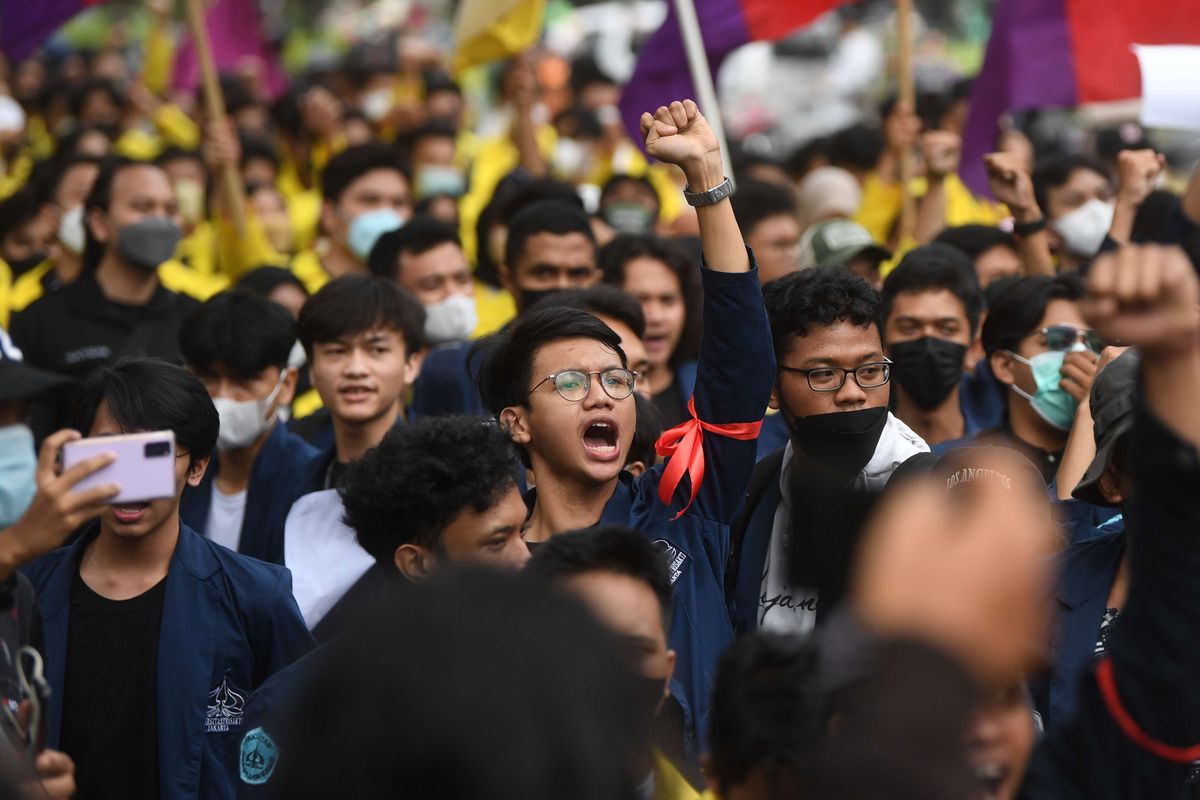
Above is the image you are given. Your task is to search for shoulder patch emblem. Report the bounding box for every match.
[240,727,279,785]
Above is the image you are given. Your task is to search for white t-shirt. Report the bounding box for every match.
[758,412,929,634]
[207,485,248,552]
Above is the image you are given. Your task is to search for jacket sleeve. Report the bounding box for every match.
[673,257,776,525]
[252,567,316,688]
[1021,397,1200,798]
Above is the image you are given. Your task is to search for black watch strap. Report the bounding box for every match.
[1012,216,1047,236]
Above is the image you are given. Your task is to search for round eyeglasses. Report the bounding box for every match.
[529,369,638,402]
[778,361,892,392]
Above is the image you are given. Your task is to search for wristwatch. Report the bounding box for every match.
[683,177,735,207]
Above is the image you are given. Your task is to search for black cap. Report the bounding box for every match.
[1073,350,1139,507]
[0,327,70,402]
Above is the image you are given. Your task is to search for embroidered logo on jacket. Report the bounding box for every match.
[205,674,245,734]
[652,540,689,585]
[240,727,279,784]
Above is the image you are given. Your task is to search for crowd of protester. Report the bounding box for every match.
[0,9,1199,799]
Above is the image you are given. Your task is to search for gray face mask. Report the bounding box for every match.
[115,217,183,272]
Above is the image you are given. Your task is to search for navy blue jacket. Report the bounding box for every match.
[23,523,314,799]
[572,262,775,754]
[410,341,483,416]
[1020,399,1200,798]
[1032,530,1125,731]
[180,423,323,564]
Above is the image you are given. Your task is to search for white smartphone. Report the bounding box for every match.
[61,431,178,504]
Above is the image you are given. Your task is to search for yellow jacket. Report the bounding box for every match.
[113,105,203,162]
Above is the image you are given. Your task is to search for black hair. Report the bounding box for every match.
[340,416,520,561]
[297,274,426,357]
[627,394,662,471]
[40,152,103,207]
[180,290,296,381]
[569,55,617,94]
[933,224,1018,263]
[599,174,660,214]
[882,244,983,334]
[239,135,281,171]
[730,179,797,237]
[472,306,625,416]
[707,632,824,794]
[828,123,884,174]
[68,78,124,120]
[368,215,461,280]
[236,265,308,299]
[217,73,258,116]
[81,157,168,271]
[0,188,43,245]
[156,146,204,170]
[504,199,596,270]
[409,120,459,149]
[321,143,410,203]
[527,285,646,340]
[526,525,673,630]
[73,358,219,467]
[784,136,831,180]
[273,569,642,800]
[423,69,461,97]
[1094,124,1152,163]
[599,234,703,365]
[762,266,883,359]
[1031,154,1113,215]
[474,176,584,288]
[980,273,1086,355]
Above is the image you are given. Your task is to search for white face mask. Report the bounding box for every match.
[361,89,393,123]
[1051,198,1115,257]
[213,371,287,451]
[0,425,37,529]
[58,205,86,255]
[423,293,478,344]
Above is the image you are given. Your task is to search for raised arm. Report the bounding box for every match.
[642,101,775,522]
[641,101,747,273]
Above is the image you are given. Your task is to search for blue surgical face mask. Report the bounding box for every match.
[1006,348,1079,431]
[0,425,37,529]
[347,208,405,261]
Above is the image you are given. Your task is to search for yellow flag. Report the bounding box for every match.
[453,0,546,75]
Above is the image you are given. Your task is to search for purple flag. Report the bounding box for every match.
[0,0,103,63]
[959,0,1078,196]
[617,0,751,145]
[172,0,288,100]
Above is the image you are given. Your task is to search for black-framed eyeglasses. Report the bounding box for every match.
[778,361,892,392]
[1041,325,1105,353]
[529,369,638,402]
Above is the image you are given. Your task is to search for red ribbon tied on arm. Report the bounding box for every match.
[654,397,763,520]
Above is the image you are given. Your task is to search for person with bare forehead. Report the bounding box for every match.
[474,99,776,753]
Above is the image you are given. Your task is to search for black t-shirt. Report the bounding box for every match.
[652,377,689,431]
[60,572,167,800]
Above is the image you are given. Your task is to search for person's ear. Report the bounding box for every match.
[990,349,1016,388]
[186,454,211,487]
[1098,462,1125,505]
[394,544,436,579]
[277,367,299,407]
[768,381,781,411]
[319,200,340,239]
[87,206,111,245]
[498,262,515,296]
[500,405,531,446]
[402,348,426,387]
[623,460,646,479]
[664,648,677,688]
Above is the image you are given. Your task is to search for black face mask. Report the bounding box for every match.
[517,287,563,315]
[783,404,889,484]
[5,252,47,277]
[888,336,967,410]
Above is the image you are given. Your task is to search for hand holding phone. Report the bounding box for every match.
[61,430,177,506]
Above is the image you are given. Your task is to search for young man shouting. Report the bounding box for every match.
[474,99,776,750]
